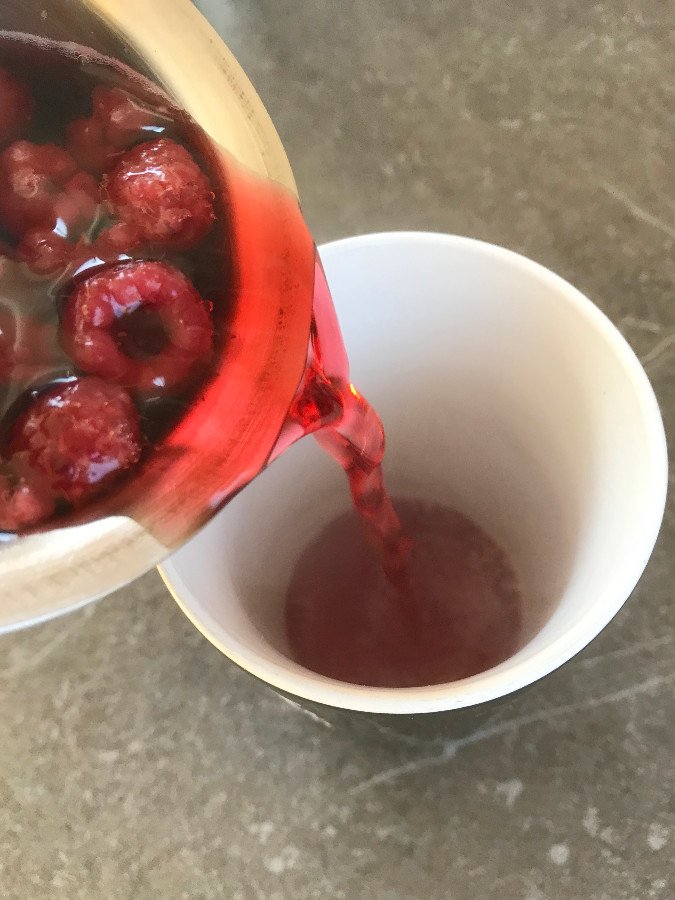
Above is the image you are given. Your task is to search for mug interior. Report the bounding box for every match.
[161,233,667,713]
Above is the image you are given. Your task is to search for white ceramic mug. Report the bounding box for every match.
[160,232,667,714]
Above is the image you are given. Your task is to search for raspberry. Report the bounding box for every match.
[22,220,142,282]
[0,461,54,532]
[103,138,215,248]
[17,227,73,275]
[67,87,171,174]
[18,221,141,277]
[0,67,33,146]
[61,260,213,392]
[0,141,98,239]
[9,377,141,506]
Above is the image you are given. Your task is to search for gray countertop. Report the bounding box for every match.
[1,1,673,897]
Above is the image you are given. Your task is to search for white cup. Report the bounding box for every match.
[160,232,667,714]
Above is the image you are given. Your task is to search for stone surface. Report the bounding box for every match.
[1,1,674,897]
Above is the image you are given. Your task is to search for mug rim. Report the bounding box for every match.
[159,231,669,715]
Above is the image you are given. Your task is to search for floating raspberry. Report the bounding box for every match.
[67,86,171,174]
[20,223,136,278]
[0,67,34,146]
[0,141,98,239]
[9,377,141,507]
[27,221,142,280]
[61,260,213,392]
[17,226,73,275]
[103,138,215,249]
[0,461,55,532]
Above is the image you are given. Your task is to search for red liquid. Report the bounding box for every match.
[281,263,523,687]
[271,259,410,580]
[0,33,402,573]
[285,500,523,688]
[0,34,315,543]
[0,34,523,685]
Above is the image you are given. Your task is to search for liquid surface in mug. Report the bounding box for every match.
[285,499,523,688]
